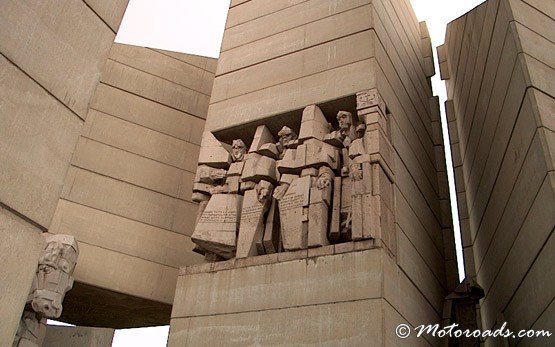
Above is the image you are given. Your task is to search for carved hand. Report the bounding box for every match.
[317,174,332,189]
[209,185,228,194]
[273,184,289,200]
[209,168,227,181]
[349,168,363,181]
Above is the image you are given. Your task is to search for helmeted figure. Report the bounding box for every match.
[274,105,340,250]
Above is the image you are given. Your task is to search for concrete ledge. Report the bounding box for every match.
[179,239,380,275]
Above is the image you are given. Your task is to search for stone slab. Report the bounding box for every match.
[109,43,214,95]
[475,133,549,294]
[151,48,217,72]
[0,55,83,228]
[383,251,441,345]
[397,229,445,313]
[84,0,129,32]
[90,83,205,145]
[205,58,378,132]
[212,30,376,103]
[219,4,373,74]
[43,325,114,347]
[395,187,445,280]
[172,248,383,318]
[223,0,368,48]
[0,208,44,345]
[480,173,554,330]
[101,59,210,118]
[49,199,203,268]
[471,90,536,262]
[169,299,383,347]
[61,167,198,236]
[72,241,178,305]
[508,0,555,43]
[72,137,187,199]
[0,0,116,118]
[83,110,200,172]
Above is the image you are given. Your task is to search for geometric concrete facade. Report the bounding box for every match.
[48,43,216,328]
[439,0,555,344]
[170,244,435,346]
[170,0,458,344]
[0,1,129,343]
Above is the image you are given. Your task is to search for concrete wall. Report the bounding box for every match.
[170,0,458,344]
[170,246,434,346]
[43,326,114,347]
[439,0,555,344]
[48,43,217,328]
[0,1,128,344]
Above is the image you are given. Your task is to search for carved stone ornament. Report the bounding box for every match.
[13,234,79,347]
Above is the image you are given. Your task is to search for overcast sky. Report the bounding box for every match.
[109,0,487,345]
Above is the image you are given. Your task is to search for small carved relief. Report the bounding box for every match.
[191,88,395,260]
[14,234,79,347]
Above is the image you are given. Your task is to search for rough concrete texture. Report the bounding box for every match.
[43,325,114,347]
[171,248,435,346]
[48,43,217,327]
[0,1,128,343]
[0,208,44,347]
[440,0,555,339]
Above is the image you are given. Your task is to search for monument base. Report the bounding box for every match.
[169,242,439,346]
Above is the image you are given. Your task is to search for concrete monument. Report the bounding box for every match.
[189,96,395,260]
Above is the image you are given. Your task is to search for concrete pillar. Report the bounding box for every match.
[0,207,44,346]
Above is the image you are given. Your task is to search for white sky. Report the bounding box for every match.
[110,0,487,345]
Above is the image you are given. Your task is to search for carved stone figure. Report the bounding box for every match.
[192,135,247,260]
[276,126,298,158]
[13,234,79,347]
[325,111,360,241]
[236,125,278,258]
[275,105,339,251]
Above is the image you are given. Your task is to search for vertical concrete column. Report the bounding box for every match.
[0,208,44,345]
[355,89,396,255]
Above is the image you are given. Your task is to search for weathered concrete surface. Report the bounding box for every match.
[49,43,216,327]
[0,208,44,347]
[440,0,555,337]
[0,0,126,118]
[0,55,83,228]
[0,1,128,343]
[43,325,114,347]
[170,248,436,346]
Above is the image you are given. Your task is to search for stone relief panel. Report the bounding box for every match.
[191,89,395,261]
[13,234,79,347]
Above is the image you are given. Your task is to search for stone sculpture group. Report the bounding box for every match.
[191,89,395,261]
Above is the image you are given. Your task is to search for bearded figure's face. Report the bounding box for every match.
[278,126,297,148]
[337,111,352,131]
[231,139,246,162]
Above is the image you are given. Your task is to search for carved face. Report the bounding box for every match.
[231,139,246,162]
[277,126,297,147]
[337,111,352,131]
[256,181,274,204]
[31,236,78,319]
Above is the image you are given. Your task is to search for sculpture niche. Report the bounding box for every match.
[13,234,79,347]
[191,90,395,261]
